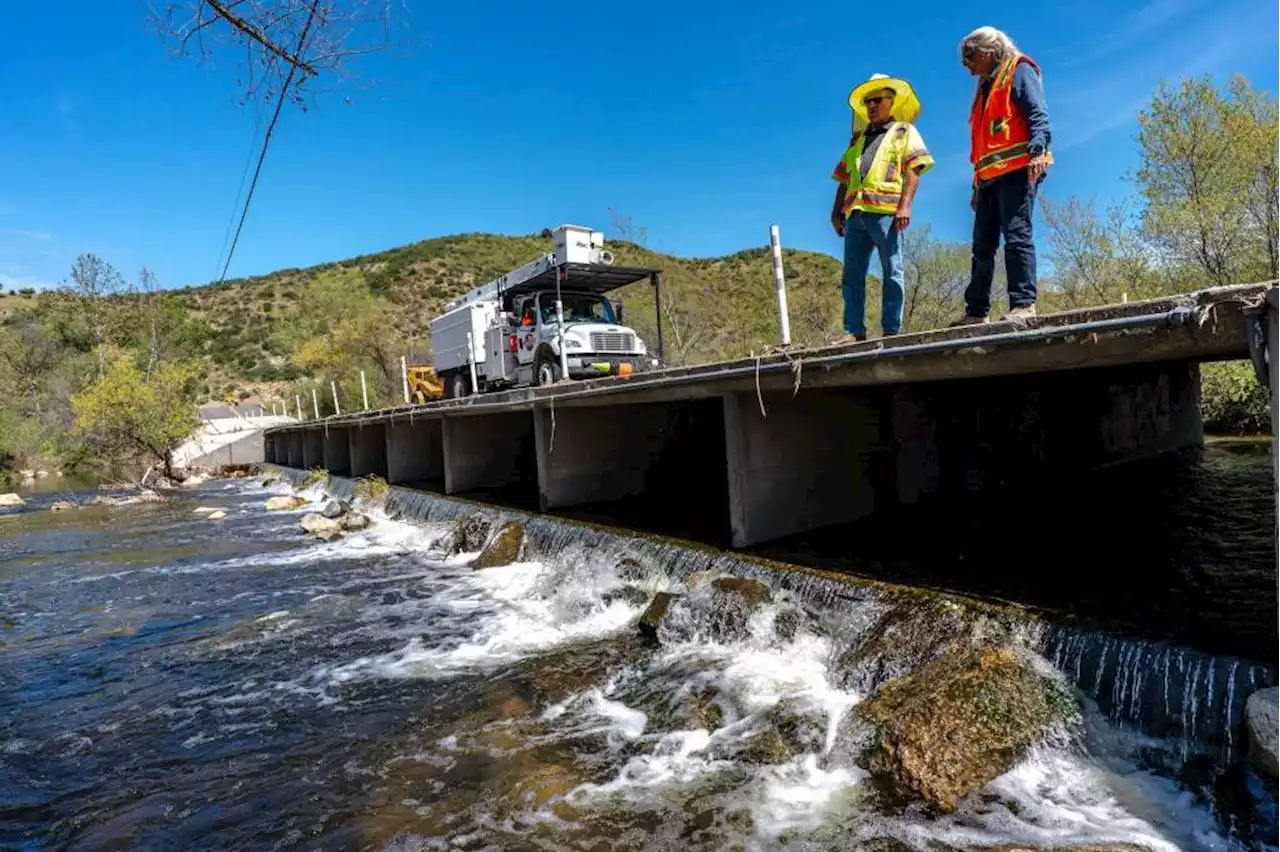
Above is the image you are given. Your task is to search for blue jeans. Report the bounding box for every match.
[965,169,1039,317]
[841,211,904,337]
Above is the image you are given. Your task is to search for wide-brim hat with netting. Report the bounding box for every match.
[848,73,921,128]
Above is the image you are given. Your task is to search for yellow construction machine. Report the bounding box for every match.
[406,364,444,404]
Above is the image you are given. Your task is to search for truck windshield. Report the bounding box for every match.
[539,294,617,324]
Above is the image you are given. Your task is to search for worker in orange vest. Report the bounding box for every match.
[953,26,1053,326]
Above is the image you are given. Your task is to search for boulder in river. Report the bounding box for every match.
[265,495,308,511]
[320,499,348,519]
[50,500,77,512]
[710,577,773,607]
[472,522,525,568]
[132,490,166,504]
[1245,686,1278,779]
[450,512,493,555]
[207,510,227,521]
[339,512,369,531]
[0,493,25,507]
[858,646,1078,812]
[637,592,675,645]
[87,494,122,507]
[300,513,342,538]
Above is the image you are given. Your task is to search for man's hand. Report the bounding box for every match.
[1027,154,1049,183]
[894,205,911,232]
[831,213,845,238]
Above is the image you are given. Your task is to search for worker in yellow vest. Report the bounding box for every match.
[953,26,1053,325]
[830,73,934,342]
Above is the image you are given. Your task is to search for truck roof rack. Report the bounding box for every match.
[503,262,661,298]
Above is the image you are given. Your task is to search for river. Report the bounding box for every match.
[0,443,1275,851]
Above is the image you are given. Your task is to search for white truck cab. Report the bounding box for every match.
[429,225,665,398]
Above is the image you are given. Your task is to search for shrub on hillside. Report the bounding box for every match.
[1201,360,1271,435]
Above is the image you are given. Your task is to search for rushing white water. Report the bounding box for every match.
[250,471,1272,851]
[18,466,1253,851]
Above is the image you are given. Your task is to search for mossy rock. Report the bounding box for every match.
[603,585,651,608]
[472,522,525,568]
[739,728,795,764]
[710,577,773,606]
[637,592,675,645]
[859,646,1079,813]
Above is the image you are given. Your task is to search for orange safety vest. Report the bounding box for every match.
[969,53,1051,184]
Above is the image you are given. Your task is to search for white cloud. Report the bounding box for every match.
[6,229,53,242]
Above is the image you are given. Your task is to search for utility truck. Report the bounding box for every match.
[428,225,665,398]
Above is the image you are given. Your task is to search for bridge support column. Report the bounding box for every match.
[386,418,443,485]
[263,434,276,464]
[323,428,351,476]
[302,429,324,469]
[533,402,673,509]
[349,423,388,478]
[442,412,533,494]
[287,431,305,468]
[722,389,882,547]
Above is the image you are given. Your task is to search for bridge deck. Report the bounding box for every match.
[269,283,1273,430]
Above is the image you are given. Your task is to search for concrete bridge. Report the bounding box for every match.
[265,283,1278,548]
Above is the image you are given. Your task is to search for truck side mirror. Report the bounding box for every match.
[612,300,624,324]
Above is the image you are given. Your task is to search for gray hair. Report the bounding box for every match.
[959,26,1019,63]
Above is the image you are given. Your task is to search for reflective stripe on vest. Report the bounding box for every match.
[970,54,1052,183]
[842,123,910,216]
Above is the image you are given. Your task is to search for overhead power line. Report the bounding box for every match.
[215,0,320,285]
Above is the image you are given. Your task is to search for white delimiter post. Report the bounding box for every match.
[331,380,341,416]
[400,356,410,404]
[311,387,320,419]
[769,224,792,348]
[466,332,480,394]
[360,370,369,410]
[295,396,303,420]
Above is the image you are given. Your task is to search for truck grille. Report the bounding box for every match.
[589,332,634,352]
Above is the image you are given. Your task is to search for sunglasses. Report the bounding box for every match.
[862,95,893,106]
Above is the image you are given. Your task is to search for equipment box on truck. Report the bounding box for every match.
[429,225,667,398]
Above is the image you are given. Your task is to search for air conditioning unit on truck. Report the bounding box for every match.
[428,225,666,398]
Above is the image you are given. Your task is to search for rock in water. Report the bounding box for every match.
[50,500,76,512]
[339,513,369,531]
[858,646,1078,812]
[207,510,228,521]
[451,512,493,555]
[0,493,25,507]
[300,513,342,537]
[1246,687,1278,779]
[637,593,675,645]
[320,499,348,519]
[265,495,308,511]
[472,522,524,568]
[134,490,166,503]
[710,577,773,606]
[87,495,122,507]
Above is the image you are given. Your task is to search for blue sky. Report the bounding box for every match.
[0,0,1276,292]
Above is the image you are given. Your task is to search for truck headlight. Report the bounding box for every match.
[566,338,583,349]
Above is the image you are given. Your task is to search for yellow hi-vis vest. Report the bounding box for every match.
[832,121,934,217]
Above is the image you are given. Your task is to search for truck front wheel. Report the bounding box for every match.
[535,353,559,387]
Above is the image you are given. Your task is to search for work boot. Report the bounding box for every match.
[834,334,866,345]
[1001,305,1037,322]
[948,314,988,328]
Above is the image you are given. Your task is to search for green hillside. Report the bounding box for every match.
[167,231,851,404]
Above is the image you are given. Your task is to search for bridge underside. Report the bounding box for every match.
[266,359,1207,547]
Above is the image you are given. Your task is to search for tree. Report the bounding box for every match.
[1040,196,1164,308]
[69,253,127,376]
[153,0,405,107]
[900,225,970,332]
[72,356,199,483]
[0,319,63,417]
[1224,77,1280,277]
[1136,77,1254,281]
